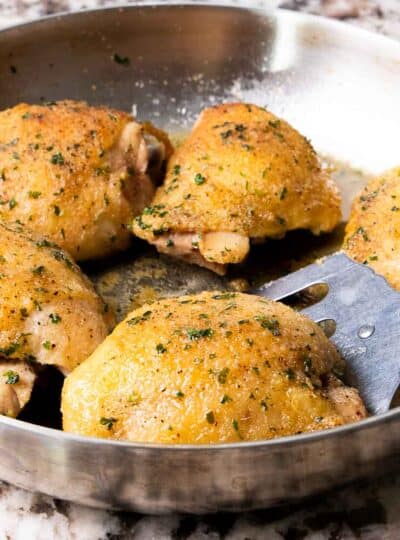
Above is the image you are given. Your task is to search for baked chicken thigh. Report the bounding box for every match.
[0,100,171,260]
[62,291,366,443]
[132,103,341,274]
[0,223,113,416]
[345,167,400,290]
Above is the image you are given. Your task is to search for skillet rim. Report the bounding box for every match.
[0,1,399,452]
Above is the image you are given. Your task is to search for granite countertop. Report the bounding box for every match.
[1,1,400,538]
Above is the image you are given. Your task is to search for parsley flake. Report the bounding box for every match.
[100,417,117,430]
[194,173,206,185]
[156,343,167,354]
[186,328,214,340]
[49,313,61,324]
[4,370,19,385]
[113,53,130,66]
[50,153,65,165]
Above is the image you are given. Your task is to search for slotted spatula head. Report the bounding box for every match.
[253,252,400,415]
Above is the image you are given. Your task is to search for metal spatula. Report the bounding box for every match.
[253,252,400,415]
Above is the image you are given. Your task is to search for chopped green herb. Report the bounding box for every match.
[31,265,45,275]
[4,370,19,385]
[143,205,167,218]
[8,199,17,210]
[232,419,241,437]
[254,315,281,336]
[28,191,41,199]
[135,216,151,230]
[36,239,57,248]
[42,341,52,350]
[0,341,21,356]
[356,227,369,242]
[186,328,214,340]
[175,390,185,398]
[52,249,74,269]
[194,173,206,185]
[113,53,130,66]
[156,343,167,354]
[217,367,229,384]
[100,417,117,430]
[221,394,232,404]
[268,119,281,129]
[127,310,152,326]
[220,129,233,140]
[49,313,61,324]
[50,153,65,165]
[153,225,170,236]
[212,292,236,300]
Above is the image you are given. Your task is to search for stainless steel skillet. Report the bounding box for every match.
[0,3,400,514]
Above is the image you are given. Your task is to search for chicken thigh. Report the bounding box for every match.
[0,222,114,416]
[0,100,171,260]
[132,103,341,274]
[344,167,400,290]
[62,291,366,443]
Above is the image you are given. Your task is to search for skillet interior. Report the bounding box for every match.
[0,3,399,513]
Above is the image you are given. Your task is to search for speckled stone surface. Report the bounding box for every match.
[0,1,400,538]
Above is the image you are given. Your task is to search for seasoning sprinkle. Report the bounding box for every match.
[100,417,117,430]
[4,370,19,385]
[206,411,215,424]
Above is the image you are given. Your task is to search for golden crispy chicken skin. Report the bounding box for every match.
[62,291,366,443]
[344,167,400,290]
[132,103,341,274]
[0,100,171,260]
[0,223,113,386]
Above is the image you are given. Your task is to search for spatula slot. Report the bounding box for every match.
[278,282,329,311]
[317,318,336,338]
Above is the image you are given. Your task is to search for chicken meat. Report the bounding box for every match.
[0,100,172,260]
[0,222,114,416]
[344,167,400,290]
[132,103,341,274]
[62,291,366,443]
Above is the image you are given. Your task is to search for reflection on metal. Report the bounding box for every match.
[256,253,400,415]
[0,3,399,514]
